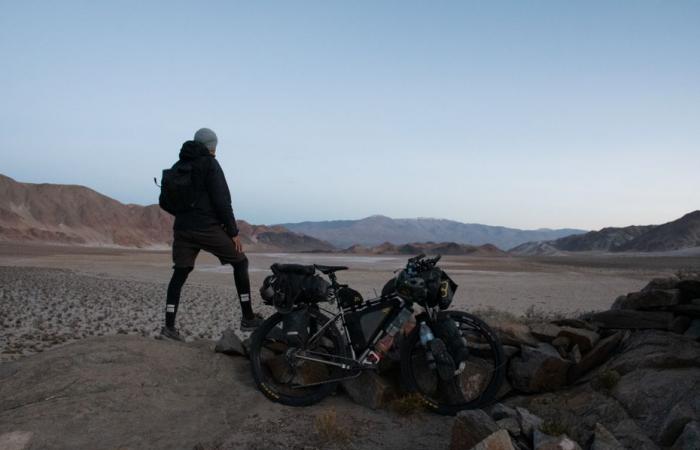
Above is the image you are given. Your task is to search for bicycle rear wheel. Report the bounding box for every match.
[400,310,505,415]
[249,307,351,407]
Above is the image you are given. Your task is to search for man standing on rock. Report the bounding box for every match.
[158,128,263,341]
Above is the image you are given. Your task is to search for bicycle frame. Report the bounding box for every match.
[298,270,418,370]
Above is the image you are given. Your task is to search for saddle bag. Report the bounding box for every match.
[259,264,330,313]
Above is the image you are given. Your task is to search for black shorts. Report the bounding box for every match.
[172,226,246,268]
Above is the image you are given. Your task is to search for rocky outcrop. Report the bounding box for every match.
[445,272,700,450]
[590,423,625,450]
[508,344,572,393]
[449,410,500,450]
[672,421,700,450]
[341,371,396,410]
[469,430,516,450]
[586,310,673,329]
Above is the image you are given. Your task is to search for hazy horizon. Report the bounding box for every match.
[2,2,698,230]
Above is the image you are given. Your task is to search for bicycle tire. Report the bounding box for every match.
[400,310,505,415]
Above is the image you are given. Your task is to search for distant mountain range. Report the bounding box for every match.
[511,211,700,255]
[342,242,507,257]
[3,173,697,256]
[279,215,586,250]
[0,174,333,252]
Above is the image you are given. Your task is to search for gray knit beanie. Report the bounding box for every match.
[194,128,218,152]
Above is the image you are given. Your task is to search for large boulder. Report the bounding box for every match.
[468,429,516,450]
[486,403,518,421]
[610,419,659,450]
[671,304,700,318]
[341,371,395,410]
[603,330,700,375]
[669,316,692,334]
[551,319,598,331]
[590,423,625,450]
[214,328,247,356]
[556,327,599,353]
[515,406,544,439]
[678,279,700,301]
[551,336,571,356]
[684,319,700,339]
[533,430,582,450]
[641,277,679,293]
[568,331,623,382]
[497,417,521,437]
[449,409,500,450]
[529,323,563,343]
[658,402,698,446]
[586,310,672,330]
[508,343,572,393]
[611,367,700,443]
[672,421,700,450]
[490,320,540,347]
[613,289,681,310]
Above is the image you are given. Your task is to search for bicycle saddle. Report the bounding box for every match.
[314,264,348,274]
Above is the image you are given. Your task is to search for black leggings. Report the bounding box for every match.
[165,258,251,328]
[231,257,250,297]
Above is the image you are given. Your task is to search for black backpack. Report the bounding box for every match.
[158,160,197,214]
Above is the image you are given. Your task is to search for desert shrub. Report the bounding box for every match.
[521,304,572,324]
[389,393,425,416]
[540,419,570,437]
[315,408,350,446]
[469,307,521,325]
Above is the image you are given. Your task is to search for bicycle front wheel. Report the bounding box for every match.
[400,310,505,415]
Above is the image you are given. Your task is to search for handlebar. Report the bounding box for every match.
[405,254,441,275]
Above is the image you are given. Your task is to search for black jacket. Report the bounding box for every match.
[162,140,239,237]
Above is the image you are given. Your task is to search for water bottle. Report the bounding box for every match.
[419,322,434,346]
[419,322,436,369]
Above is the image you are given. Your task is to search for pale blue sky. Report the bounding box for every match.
[1,1,698,230]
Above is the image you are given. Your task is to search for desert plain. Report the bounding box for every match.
[2,241,698,361]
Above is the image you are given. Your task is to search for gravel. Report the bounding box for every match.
[0,266,265,361]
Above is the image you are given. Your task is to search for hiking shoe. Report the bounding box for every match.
[159,326,185,342]
[241,313,265,331]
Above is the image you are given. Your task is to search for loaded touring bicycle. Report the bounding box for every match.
[249,254,505,415]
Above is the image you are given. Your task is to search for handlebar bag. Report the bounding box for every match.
[396,268,458,309]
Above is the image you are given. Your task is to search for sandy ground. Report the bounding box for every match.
[1,242,698,361]
[0,335,456,450]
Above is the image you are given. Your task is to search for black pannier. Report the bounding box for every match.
[259,263,330,313]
